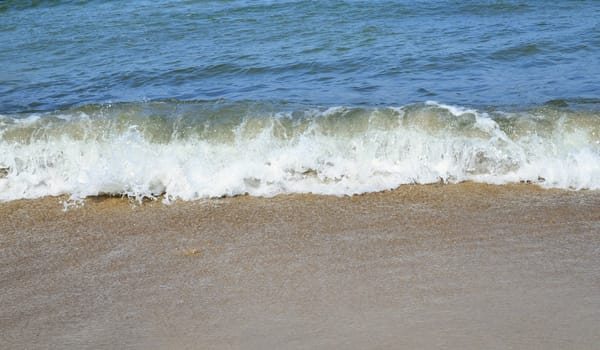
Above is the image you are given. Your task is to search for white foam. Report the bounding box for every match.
[1,104,600,202]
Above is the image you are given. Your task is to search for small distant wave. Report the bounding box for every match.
[1,100,599,202]
[490,43,544,61]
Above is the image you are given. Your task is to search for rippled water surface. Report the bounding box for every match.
[1,0,599,112]
[1,0,600,201]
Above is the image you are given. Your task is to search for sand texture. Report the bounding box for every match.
[1,183,600,349]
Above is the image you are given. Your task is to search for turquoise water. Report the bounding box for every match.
[1,1,599,200]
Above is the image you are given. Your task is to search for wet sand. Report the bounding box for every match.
[1,183,599,349]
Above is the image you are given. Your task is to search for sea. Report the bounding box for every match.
[1,0,599,201]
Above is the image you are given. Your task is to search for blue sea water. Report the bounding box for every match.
[1,0,599,112]
[0,0,599,200]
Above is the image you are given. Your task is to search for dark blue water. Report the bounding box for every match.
[1,0,599,113]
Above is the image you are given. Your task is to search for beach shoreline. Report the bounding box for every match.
[1,183,600,349]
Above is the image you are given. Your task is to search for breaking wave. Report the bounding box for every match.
[1,100,599,202]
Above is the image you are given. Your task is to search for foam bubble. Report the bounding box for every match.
[1,101,599,202]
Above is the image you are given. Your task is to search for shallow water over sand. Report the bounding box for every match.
[1,183,599,349]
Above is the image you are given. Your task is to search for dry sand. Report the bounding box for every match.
[1,183,599,349]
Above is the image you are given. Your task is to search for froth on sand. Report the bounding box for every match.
[1,183,599,349]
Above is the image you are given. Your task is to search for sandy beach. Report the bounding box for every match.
[1,183,599,349]
[4,1,600,349]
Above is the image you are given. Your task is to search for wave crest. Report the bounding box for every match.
[1,101,599,201]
